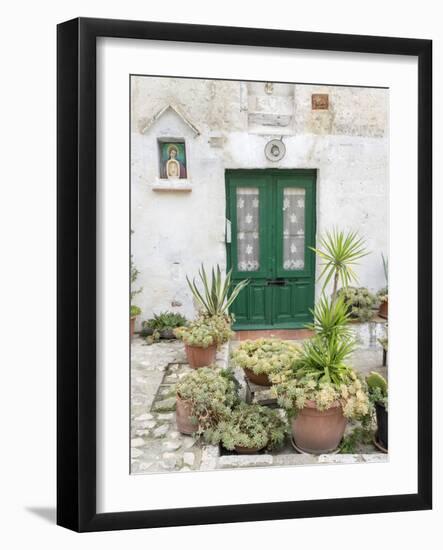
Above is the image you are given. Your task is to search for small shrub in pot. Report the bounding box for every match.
[377,287,388,319]
[376,253,389,319]
[175,367,239,435]
[175,314,234,368]
[141,311,187,339]
[271,296,370,453]
[130,305,141,338]
[231,338,300,386]
[336,286,377,322]
[205,402,288,454]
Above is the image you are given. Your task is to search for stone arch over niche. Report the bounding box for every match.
[140,104,201,191]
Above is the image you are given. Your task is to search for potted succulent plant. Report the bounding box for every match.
[177,264,249,367]
[141,311,187,339]
[272,295,370,454]
[175,314,234,368]
[377,289,388,319]
[231,338,300,386]
[205,402,288,454]
[175,367,238,435]
[130,305,141,338]
[366,371,388,451]
[336,286,377,322]
[271,229,370,453]
[377,253,389,319]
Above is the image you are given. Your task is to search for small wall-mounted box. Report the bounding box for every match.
[311,93,329,110]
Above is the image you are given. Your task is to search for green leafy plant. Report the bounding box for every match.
[271,295,369,420]
[307,294,353,340]
[366,371,388,408]
[336,286,377,322]
[174,314,234,348]
[142,312,187,332]
[339,425,373,453]
[231,338,301,377]
[311,228,368,301]
[130,305,141,317]
[186,264,249,316]
[175,367,239,435]
[205,403,288,451]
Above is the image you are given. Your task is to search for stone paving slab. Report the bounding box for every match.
[218,452,387,470]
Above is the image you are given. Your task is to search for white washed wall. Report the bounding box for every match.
[131,77,388,324]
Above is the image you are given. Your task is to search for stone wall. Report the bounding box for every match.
[131,77,388,324]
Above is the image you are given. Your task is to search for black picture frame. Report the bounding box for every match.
[57,17,432,532]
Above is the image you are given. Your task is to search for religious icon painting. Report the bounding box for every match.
[159,141,187,179]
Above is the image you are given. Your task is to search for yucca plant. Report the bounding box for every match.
[311,228,369,301]
[294,334,356,386]
[186,264,249,317]
[307,293,352,340]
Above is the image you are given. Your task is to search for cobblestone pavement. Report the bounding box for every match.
[131,330,388,475]
[130,339,229,474]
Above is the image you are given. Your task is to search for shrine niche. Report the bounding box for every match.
[159,141,187,179]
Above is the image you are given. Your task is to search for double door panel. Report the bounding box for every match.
[226,170,316,329]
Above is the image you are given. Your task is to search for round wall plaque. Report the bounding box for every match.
[264,139,286,161]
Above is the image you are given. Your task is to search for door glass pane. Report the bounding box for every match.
[236,187,259,272]
[283,188,305,270]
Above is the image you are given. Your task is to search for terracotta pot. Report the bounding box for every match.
[130,316,136,339]
[185,343,217,369]
[292,400,347,454]
[243,368,271,387]
[234,445,265,455]
[175,395,198,435]
[378,298,388,319]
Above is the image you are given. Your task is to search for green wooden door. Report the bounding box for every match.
[226,169,316,329]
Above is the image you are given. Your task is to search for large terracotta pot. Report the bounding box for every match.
[175,395,198,435]
[243,368,271,387]
[234,445,265,455]
[130,316,136,339]
[292,400,347,454]
[185,343,217,369]
[378,298,388,319]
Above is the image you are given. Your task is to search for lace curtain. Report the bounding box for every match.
[236,187,260,272]
[283,188,305,271]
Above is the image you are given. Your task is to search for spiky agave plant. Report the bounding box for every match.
[311,228,369,301]
[186,264,249,317]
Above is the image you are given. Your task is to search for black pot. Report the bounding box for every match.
[160,328,176,339]
[375,402,388,450]
[140,326,154,337]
